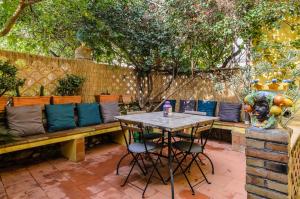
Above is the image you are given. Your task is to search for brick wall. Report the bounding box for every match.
[245,127,289,199]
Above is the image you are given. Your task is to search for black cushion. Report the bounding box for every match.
[219,102,242,122]
[179,100,196,113]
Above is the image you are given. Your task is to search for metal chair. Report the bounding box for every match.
[116,111,164,175]
[118,119,166,197]
[174,111,207,140]
[170,121,214,195]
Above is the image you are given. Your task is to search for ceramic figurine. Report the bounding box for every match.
[244,91,293,129]
[252,80,264,91]
[268,79,280,91]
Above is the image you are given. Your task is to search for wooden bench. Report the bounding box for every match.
[0,96,126,162]
[0,122,124,162]
[213,121,248,151]
[184,111,248,151]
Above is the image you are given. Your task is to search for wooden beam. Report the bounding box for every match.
[0,126,121,155]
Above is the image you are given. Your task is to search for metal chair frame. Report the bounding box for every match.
[170,121,215,195]
[117,119,166,197]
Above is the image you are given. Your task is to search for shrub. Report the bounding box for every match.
[0,60,25,97]
[56,74,85,96]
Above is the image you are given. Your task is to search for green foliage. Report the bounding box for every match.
[15,85,21,97]
[56,74,85,96]
[39,85,45,96]
[0,0,19,28]
[0,60,25,97]
[167,0,236,69]
[0,0,88,57]
[79,0,190,75]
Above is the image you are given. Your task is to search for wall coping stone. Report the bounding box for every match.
[246,127,289,144]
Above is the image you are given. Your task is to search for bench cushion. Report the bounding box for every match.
[46,104,76,132]
[219,102,242,122]
[77,103,102,127]
[100,102,120,123]
[197,100,217,116]
[6,105,45,137]
[179,100,196,113]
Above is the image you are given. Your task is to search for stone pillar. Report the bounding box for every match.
[245,127,289,199]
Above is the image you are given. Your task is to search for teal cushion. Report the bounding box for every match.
[46,104,76,132]
[197,100,217,116]
[77,103,102,127]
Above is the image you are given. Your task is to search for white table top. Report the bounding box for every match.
[115,112,218,132]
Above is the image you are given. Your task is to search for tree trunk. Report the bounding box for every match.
[0,0,43,37]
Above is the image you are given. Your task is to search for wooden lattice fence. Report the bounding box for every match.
[0,49,239,104]
[289,135,300,199]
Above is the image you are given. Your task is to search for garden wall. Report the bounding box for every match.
[0,49,239,104]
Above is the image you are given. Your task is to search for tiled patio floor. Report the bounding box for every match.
[0,141,246,199]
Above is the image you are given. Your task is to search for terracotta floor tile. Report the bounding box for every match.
[0,168,33,187]
[7,187,48,199]
[43,181,87,199]
[0,141,246,199]
[78,179,113,196]
[5,178,39,197]
[90,187,131,199]
[177,189,210,199]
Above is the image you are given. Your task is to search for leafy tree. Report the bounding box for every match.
[0,0,299,110]
[0,0,43,37]
[79,0,191,108]
[0,0,88,57]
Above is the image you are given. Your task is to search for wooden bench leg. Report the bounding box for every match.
[61,137,85,162]
[111,131,128,146]
[232,131,246,152]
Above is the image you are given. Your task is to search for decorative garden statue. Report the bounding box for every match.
[243,79,293,129]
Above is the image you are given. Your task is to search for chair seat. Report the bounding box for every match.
[173,141,203,153]
[128,142,158,153]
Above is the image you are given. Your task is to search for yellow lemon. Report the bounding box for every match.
[282,98,293,107]
[270,105,282,116]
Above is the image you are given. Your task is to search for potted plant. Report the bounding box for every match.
[12,85,52,107]
[0,59,25,110]
[95,90,120,103]
[52,74,85,104]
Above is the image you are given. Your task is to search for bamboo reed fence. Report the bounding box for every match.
[0,49,239,104]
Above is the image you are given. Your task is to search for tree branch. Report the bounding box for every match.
[152,74,198,112]
[0,0,43,37]
[221,45,242,68]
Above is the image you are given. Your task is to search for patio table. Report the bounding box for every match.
[115,112,218,199]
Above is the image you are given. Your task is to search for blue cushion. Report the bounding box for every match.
[46,104,76,132]
[159,100,176,112]
[197,100,217,116]
[77,103,102,127]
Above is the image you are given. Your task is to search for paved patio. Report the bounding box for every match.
[0,140,246,199]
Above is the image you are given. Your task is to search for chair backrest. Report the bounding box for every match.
[118,119,152,153]
[187,120,214,152]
